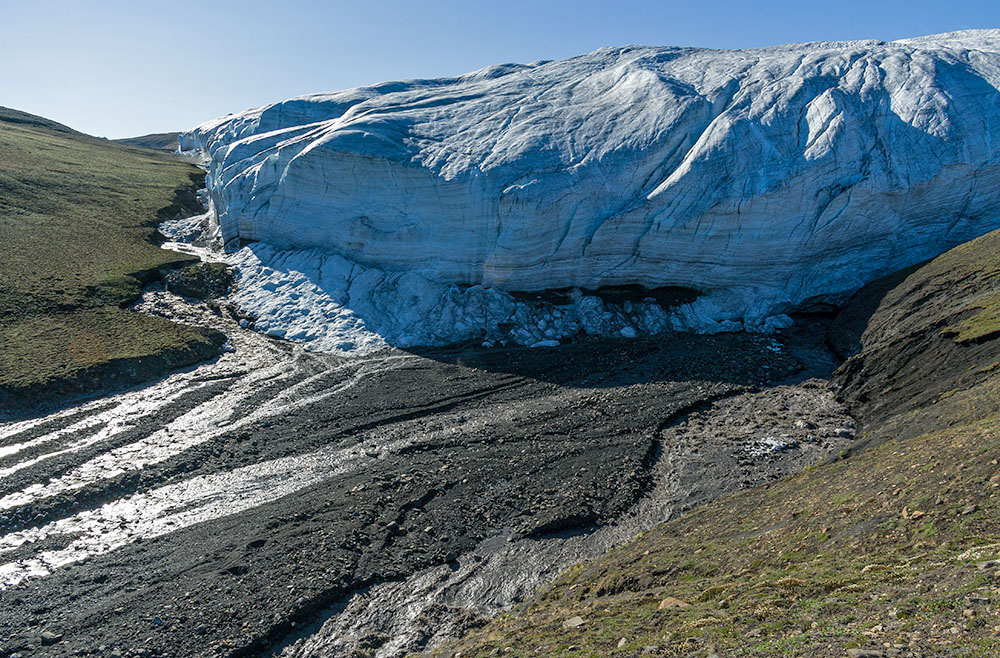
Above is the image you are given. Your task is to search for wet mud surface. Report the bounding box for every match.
[0,293,855,657]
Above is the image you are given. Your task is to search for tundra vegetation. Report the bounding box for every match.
[0,108,224,412]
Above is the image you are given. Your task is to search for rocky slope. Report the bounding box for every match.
[830,228,1000,447]
[430,230,1000,657]
[182,30,1000,351]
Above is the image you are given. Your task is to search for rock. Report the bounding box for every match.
[617,637,628,648]
[846,649,883,658]
[861,564,890,574]
[182,31,1000,353]
[658,596,691,609]
[39,631,62,645]
[165,262,234,300]
[562,615,585,628]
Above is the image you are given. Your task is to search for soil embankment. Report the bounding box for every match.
[830,228,1000,447]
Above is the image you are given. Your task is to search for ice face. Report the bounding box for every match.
[181,30,1000,351]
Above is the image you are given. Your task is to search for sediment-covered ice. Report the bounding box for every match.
[181,30,1000,351]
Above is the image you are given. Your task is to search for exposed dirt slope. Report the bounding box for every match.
[830,229,1000,448]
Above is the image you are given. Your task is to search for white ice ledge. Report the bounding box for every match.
[180,30,1000,352]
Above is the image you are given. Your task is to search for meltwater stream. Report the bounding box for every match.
[0,214,857,656]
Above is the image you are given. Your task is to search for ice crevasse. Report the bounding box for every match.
[180,30,1000,352]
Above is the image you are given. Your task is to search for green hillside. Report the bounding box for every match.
[0,108,224,412]
[114,131,181,151]
[432,230,1000,657]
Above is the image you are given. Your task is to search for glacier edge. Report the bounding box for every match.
[181,30,1000,352]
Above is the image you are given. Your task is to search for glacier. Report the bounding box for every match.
[181,30,1000,352]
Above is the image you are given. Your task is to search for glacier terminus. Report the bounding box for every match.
[180,30,1000,352]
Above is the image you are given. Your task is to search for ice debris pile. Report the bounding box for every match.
[181,30,1000,352]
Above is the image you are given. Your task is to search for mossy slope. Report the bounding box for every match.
[0,107,224,413]
[432,231,1000,658]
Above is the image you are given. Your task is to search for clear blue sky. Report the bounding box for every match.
[3,0,998,138]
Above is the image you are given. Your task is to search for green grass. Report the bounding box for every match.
[0,108,223,408]
[860,229,1000,347]
[947,291,1000,344]
[113,131,181,151]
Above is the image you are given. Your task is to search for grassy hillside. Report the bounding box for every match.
[831,229,1000,449]
[114,131,181,151]
[432,231,1000,658]
[0,108,224,412]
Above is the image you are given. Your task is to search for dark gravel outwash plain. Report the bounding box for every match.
[0,291,854,657]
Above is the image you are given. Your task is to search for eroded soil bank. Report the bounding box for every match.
[0,289,854,657]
